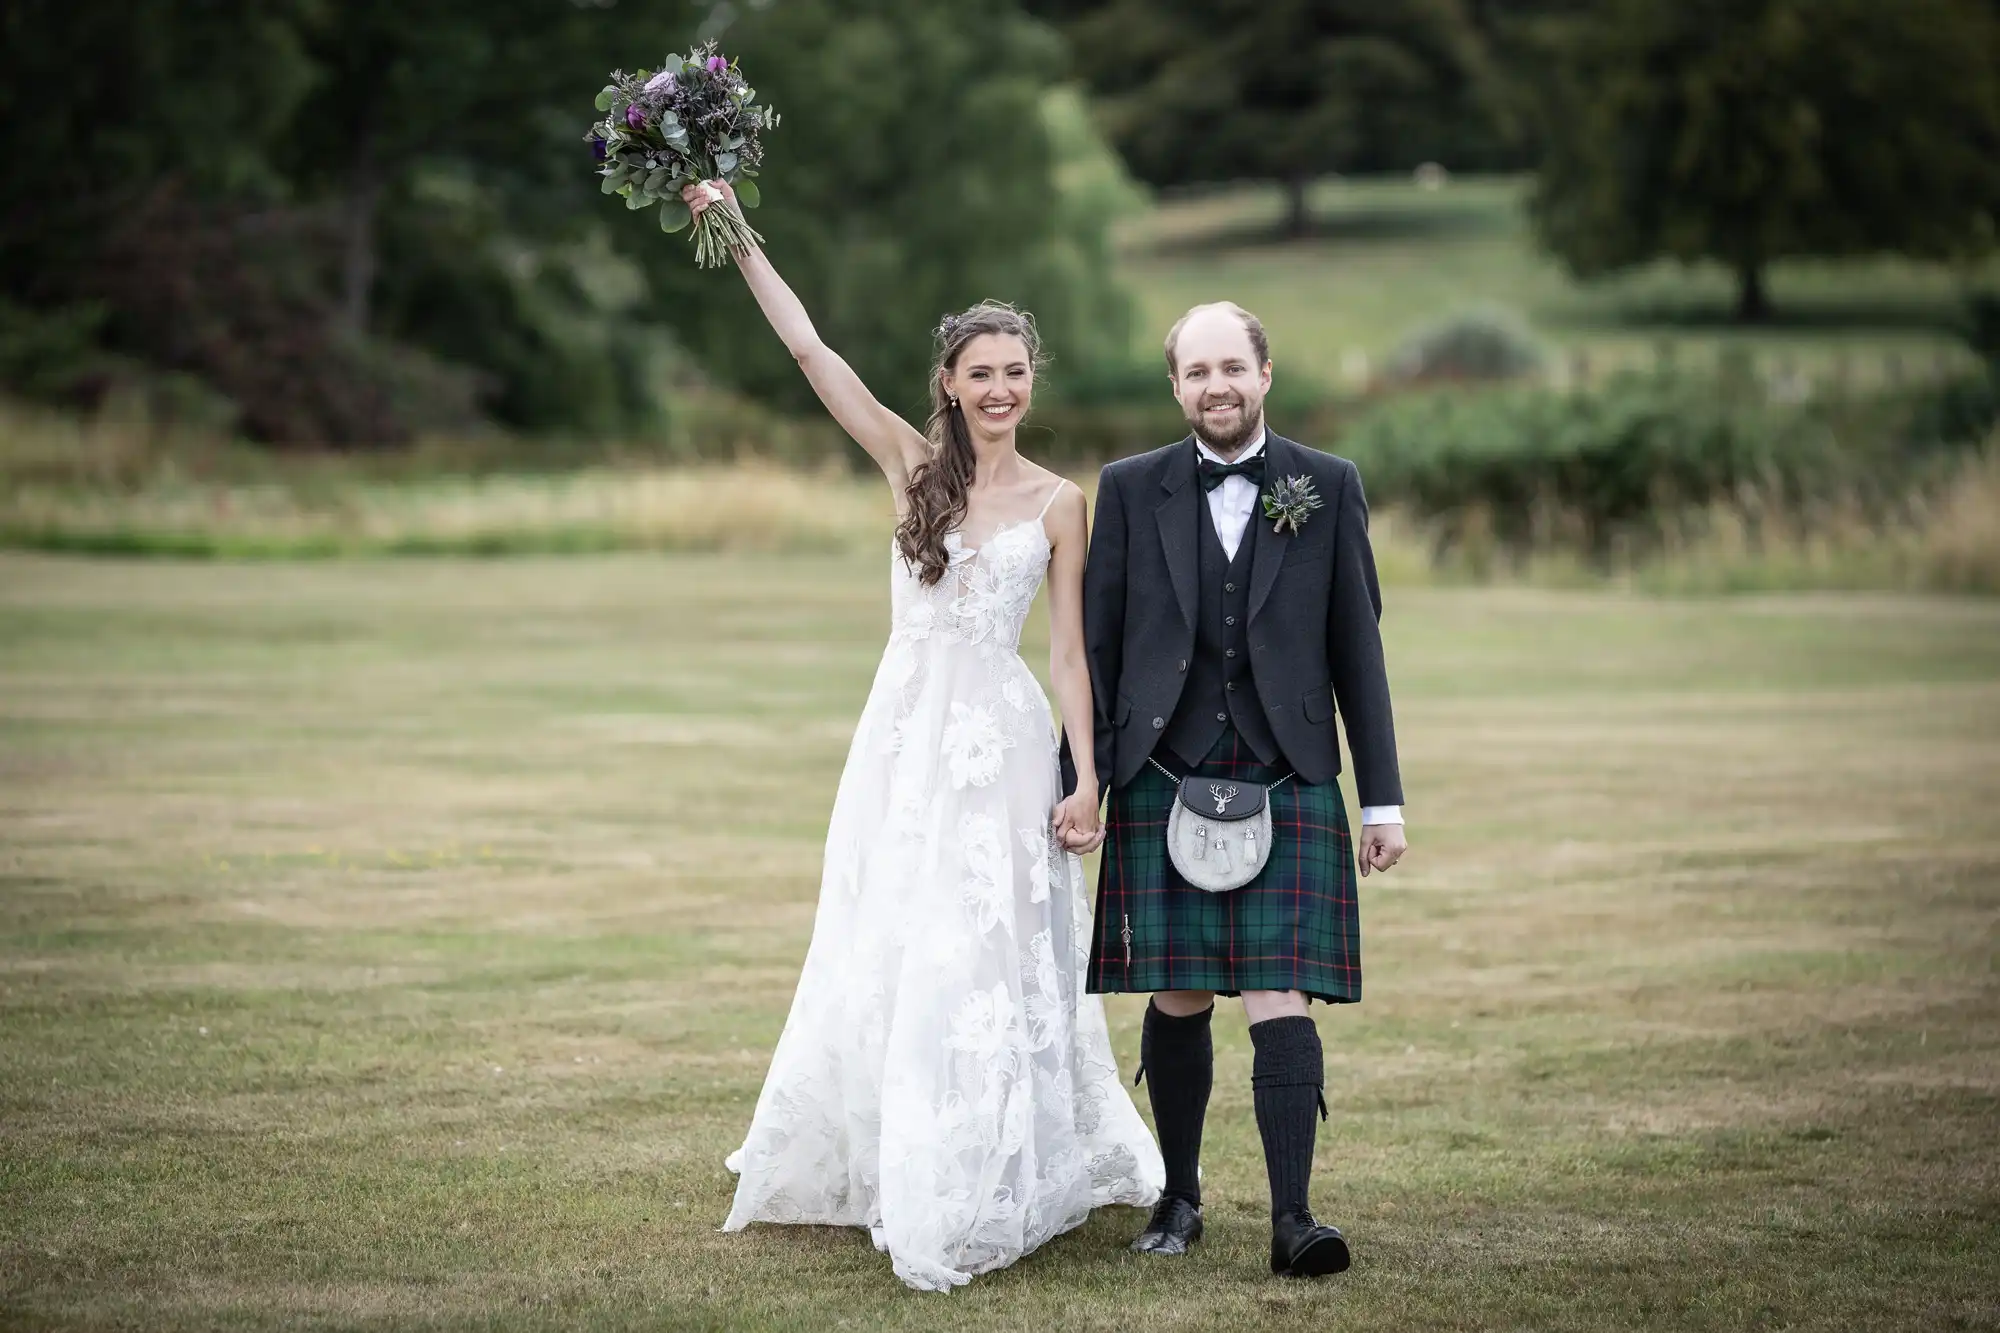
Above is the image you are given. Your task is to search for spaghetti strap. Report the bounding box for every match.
[1034,479,1069,524]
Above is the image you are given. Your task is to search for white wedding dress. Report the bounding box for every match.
[723,488,1164,1291]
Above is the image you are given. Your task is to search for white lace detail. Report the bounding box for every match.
[723,513,1163,1291]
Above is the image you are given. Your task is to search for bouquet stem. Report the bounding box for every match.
[693,206,763,268]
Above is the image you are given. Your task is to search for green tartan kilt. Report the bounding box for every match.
[1086,728,1361,1004]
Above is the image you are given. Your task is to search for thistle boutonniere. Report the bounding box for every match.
[1261,475,1324,536]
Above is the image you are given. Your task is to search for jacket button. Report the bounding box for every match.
[1215,711,1227,722]
[1152,716,1165,729]
[1225,649,1237,659]
[1224,615,1237,627]
[1177,659,1188,672]
[1225,582,1236,592]
[1225,682,1236,693]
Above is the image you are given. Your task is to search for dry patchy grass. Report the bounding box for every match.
[1,554,1997,1330]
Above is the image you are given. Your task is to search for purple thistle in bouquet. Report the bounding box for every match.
[586,41,779,267]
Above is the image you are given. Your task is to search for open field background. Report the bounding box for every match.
[3,552,1997,1330]
[1116,178,1991,390]
[7,177,1995,590]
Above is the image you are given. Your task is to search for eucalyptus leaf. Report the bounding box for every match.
[658,197,692,233]
[733,176,761,209]
[645,167,673,192]
[716,150,738,174]
[625,188,648,210]
[594,86,617,112]
[600,171,625,195]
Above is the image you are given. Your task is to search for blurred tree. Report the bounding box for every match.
[630,0,1140,422]
[1528,0,2000,321]
[0,0,698,440]
[0,0,316,296]
[1457,0,1596,160]
[0,0,325,425]
[284,0,495,340]
[1,0,1140,443]
[1031,0,1492,235]
[275,0,702,435]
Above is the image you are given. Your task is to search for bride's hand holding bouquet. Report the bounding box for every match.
[587,42,779,267]
[682,177,749,247]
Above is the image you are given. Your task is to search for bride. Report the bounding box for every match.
[688,181,1163,1290]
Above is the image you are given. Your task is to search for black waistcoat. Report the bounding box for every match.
[1162,495,1284,768]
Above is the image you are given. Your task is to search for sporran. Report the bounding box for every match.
[1152,757,1293,893]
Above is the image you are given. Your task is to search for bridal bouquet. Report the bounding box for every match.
[586,41,780,267]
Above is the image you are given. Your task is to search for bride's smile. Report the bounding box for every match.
[949,336,1033,438]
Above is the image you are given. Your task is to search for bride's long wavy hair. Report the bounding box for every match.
[895,302,1043,586]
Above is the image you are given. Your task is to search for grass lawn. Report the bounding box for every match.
[2,552,1997,1330]
[1120,177,1992,390]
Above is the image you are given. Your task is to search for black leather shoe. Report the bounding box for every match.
[1131,1195,1203,1255]
[1270,1210,1351,1277]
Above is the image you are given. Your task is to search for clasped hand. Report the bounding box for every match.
[1052,790,1104,856]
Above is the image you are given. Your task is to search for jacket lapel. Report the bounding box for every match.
[1154,437,1199,631]
[1246,431,1294,622]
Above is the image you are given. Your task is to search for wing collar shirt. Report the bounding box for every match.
[1195,427,1403,828]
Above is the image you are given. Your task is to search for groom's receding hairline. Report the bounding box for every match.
[1165,302,1270,376]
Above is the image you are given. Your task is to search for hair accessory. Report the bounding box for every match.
[937,313,961,341]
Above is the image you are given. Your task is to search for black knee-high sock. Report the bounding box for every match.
[1140,999,1213,1206]
[1249,1015,1325,1220]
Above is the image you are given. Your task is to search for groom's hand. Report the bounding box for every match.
[1359,823,1406,877]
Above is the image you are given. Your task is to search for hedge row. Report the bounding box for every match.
[1337,367,1995,561]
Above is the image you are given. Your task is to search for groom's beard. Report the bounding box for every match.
[1186,396,1263,456]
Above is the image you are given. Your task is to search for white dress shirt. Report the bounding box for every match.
[1195,429,1403,828]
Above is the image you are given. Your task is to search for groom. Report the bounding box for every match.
[1059,302,1406,1278]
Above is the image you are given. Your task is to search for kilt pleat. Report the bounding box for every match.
[1086,728,1361,1004]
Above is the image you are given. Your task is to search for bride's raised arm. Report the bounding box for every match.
[686,181,930,494]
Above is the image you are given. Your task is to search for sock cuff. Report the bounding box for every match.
[1248,1015,1323,1088]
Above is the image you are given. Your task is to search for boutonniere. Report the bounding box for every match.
[1261,475,1324,536]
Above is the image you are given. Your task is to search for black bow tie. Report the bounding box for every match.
[1197,453,1266,492]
